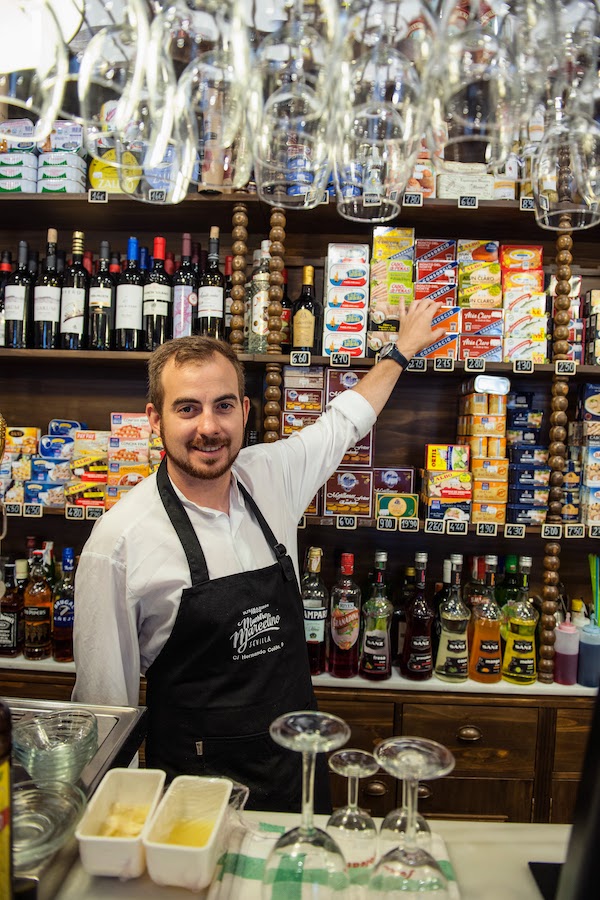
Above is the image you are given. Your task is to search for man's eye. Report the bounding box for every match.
[218,402,233,411]
[179,405,193,414]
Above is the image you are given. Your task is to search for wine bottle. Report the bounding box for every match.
[195,225,224,339]
[88,240,115,351]
[139,246,149,284]
[192,241,201,281]
[280,267,292,354]
[173,232,197,339]
[292,264,322,353]
[114,236,144,351]
[34,228,62,349]
[61,230,90,350]
[109,252,121,277]
[0,251,9,348]
[4,240,33,349]
[224,255,233,340]
[165,251,175,278]
[27,250,39,280]
[83,249,94,275]
[329,553,361,678]
[143,235,173,350]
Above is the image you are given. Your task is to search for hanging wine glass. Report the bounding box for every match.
[368,736,455,898]
[261,711,351,899]
[326,749,379,873]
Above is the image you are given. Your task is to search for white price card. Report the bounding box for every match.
[402,192,424,207]
[5,503,22,516]
[434,357,455,372]
[476,522,498,537]
[555,360,576,376]
[458,195,478,209]
[23,503,43,518]
[565,524,585,539]
[319,191,330,205]
[399,518,420,532]
[330,352,350,368]
[148,189,166,203]
[336,515,357,530]
[504,524,526,539]
[406,357,427,373]
[589,525,600,539]
[297,515,306,530]
[376,516,398,532]
[86,506,104,520]
[464,358,486,373]
[290,351,311,367]
[520,197,535,211]
[65,505,85,521]
[424,519,445,535]
[513,359,534,374]
[541,524,563,540]
[446,520,468,536]
[88,189,108,203]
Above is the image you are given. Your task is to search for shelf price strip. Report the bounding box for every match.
[399,518,420,532]
[541,524,563,540]
[476,522,498,537]
[589,525,600,539]
[464,358,486,373]
[86,506,104,520]
[5,503,22,517]
[336,515,357,530]
[434,358,455,372]
[23,503,43,518]
[290,351,311,367]
[504,524,526,539]
[446,520,468,536]
[376,516,397,532]
[565,524,585,539]
[330,353,350,368]
[513,359,534,374]
[424,519,445,534]
[406,357,427,373]
[65,505,85,520]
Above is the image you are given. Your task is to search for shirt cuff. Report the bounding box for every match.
[328,389,377,438]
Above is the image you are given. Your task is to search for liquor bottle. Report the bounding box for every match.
[139,246,150,284]
[400,552,433,681]
[61,230,90,349]
[0,250,12,347]
[195,225,225,339]
[23,549,53,660]
[34,228,62,349]
[109,252,121,277]
[192,242,201,281]
[173,232,197,339]
[88,240,116,351]
[0,697,12,900]
[244,249,261,350]
[42,540,57,589]
[435,554,470,683]
[463,556,486,610]
[53,547,75,663]
[359,550,394,680]
[4,240,33,349]
[279,267,292,354]
[501,556,538,685]
[302,547,329,676]
[468,555,502,683]
[165,251,175,278]
[329,552,361,678]
[498,554,520,648]
[391,566,416,665]
[292,264,323,353]
[432,558,452,660]
[83,249,94,275]
[0,562,24,657]
[143,235,173,350]
[223,255,233,340]
[247,240,271,353]
[15,558,29,592]
[115,237,144,350]
[56,250,65,276]
[28,249,39,279]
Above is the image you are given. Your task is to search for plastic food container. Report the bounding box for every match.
[144,776,233,890]
[75,768,166,879]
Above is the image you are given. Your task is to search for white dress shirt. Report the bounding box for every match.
[73,389,376,707]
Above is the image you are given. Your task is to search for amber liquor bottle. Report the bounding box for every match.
[23,550,53,660]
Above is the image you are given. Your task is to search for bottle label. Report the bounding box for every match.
[280,307,291,343]
[34,285,61,322]
[173,284,196,339]
[60,286,86,335]
[331,605,359,649]
[4,284,26,321]
[54,596,74,629]
[24,606,51,647]
[447,638,467,654]
[251,288,269,335]
[406,635,432,673]
[0,757,10,898]
[197,285,224,318]
[0,610,18,649]
[293,307,316,348]
[225,292,233,329]
[116,284,143,330]
[143,283,171,318]
[396,620,406,655]
[475,638,501,675]
[89,286,113,311]
[503,635,535,677]
[304,606,327,643]
[361,630,390,673]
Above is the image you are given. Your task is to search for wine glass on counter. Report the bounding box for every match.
[326,748,379,871]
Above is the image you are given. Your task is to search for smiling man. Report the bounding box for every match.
[73,299,444,811]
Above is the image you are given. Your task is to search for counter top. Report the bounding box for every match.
[0,655,76,674]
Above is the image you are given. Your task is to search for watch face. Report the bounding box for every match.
[380,343,395,358]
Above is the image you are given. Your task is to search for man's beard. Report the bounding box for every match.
[160,428,241,481]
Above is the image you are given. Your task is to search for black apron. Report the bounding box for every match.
[144,458,330,813]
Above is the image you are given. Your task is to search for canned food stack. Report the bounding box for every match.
[505,392,548,526]
[575,384,600,526]
[420,442,471,524]
[37,151,87,195]
[366,228,413,357]
[501,245,549,364]
[413,238,461,361]
[322,242,370,359]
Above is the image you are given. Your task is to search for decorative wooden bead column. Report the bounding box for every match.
[229,204,249,354]
[263,208,286,443]
[538,209,573,683]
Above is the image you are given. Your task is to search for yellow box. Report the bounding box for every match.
[460,393,489,416]
[473,481,509,503]
[425,470,472,499]
[487,437,507,458]
[468,415,506,437]
[372,227,415,260]
[471,458,509,482]
[5,427,40,455]
[488,395,507,415]
[425,444,470,471]
[471,502,507,524]
[468,436,488,457]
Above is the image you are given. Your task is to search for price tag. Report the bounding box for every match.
[319,191,330,205]
[148,189,166,203]
[555,360,576,376]
[88,189,108,203]
[363,193,382,206]
[389,190,399,202]
[399,517,420,532]
[406,357,427,373]
[5,502,22,516]
[376,516,397,532]
[402,192,424,207]
[290,350,311,366]
[434,357,455,372]
[446,520,468,536]
[458,195,478,210]
[465,358,486,373]
[476,522,498,537]
[298,515,306,530]
[520,197,535,211]
[65,504,85,520]
[86,506,104,520]
[589,524,600,539]
[513,359,534,374]
[541,524,563,539]
[504,524,526,539]
[23,503,43,518]
[565,524,585,539]
[330,352,350,368]
[336,515,357,530]
[424,519,445,534]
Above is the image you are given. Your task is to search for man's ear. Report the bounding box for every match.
[243,396,250,428]
[146,403,160,435]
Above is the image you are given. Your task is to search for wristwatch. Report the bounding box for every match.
[378,342,411,370]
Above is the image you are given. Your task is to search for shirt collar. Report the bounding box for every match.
[167,468,248,520]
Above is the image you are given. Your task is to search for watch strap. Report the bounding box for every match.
[395,349,410,369]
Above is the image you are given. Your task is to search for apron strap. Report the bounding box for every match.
[156,457,209,584]
[237,482,297,583]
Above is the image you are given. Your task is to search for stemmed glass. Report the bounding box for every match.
[262,711,351,898]
[368,737,455,897]
[326,749,379,871]
[378,774,432,857]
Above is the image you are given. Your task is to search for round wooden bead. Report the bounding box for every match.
[230,301,244,316]
[269,226,285,243]
[553,326,570,342]
[549,442,566,457]
[538,657,555,670]
[265,386,281,401]
[553,310,570,327]
[266,371,281,385]
[556,234,573,251]
[268,302,283,318]
[231,225,248,242]
[556,266,572,282]
[269,270,284,286]
[541,629,556,645]
[267,332,282,347]
[549,455,565,470]
[264,401,281,416]
[269,241,285,258]
[542,584,559,600]
[230,272,245,287]
[550,411,568,426]
[229,329,243,345]
[552,396,569,413]
[264,416,280,432]
[267,317,282,332]
[230,315,245,330]
[553,340,571,356]
[231,285,245,301]
[549,487,564,502]
[549,426,567,443]
[264,431,279,443]
[550,472,564,488]
[545,542,561,556]
[556,250,572,265]
[551,381,569,396]
[555,280,572,296]
[548,501,563,517]
[553,296,571,310]
[543,570,560,585]
[232,211,248,227]
[231,240,247,257]
[543,555,560,571]
[269,256,285,272]
[232,256,247,272]
[269,286,283,303]
[270,211,286,227]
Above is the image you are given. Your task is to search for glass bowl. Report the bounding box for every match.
[12,710,98,785]
[13,780,87,871]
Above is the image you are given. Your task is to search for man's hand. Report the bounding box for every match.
[395,297,448,361]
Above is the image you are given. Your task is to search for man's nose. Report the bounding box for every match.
[197,408,219,434]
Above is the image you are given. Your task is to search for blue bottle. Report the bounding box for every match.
[577,618,600,688]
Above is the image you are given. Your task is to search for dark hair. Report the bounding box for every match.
[147,337,246,414]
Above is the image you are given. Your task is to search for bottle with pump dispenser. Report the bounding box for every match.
[435,554,470,683]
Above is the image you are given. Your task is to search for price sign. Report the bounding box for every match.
[541,524,563,539]
[476,522,498,537]
[447,520,468,536]
[465,358,486,373]
[504,524,526,539]
[458,195,478,209]
[148,189,166,203]
[298,515,306,530]
[290,351,311,366]
[513,359,534,374]
[520,197,535,211]
[330,352,350,368]
[376,516,397,532]
[336,515,357,530]
[434,357,455,372]
[65,505,85,520]
[5,502,22,516]
[589,524,600,539]
[565,524,585,539]
[86,506,104,520]
[555,360,576,376]
[88,189,108,203]
[23,503,43,518]
[399,517,419,532]
[319,191,330,205]
[424,519,445,534]
[363,193,382,206]
[406,357,427,373]
[402,192,424,207]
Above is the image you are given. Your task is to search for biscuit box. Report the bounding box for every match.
[324,470,373,517]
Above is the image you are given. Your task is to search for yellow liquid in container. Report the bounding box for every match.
[164,818,214,847]
[99,803,151,838]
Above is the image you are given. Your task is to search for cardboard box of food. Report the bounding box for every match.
[283,388,324,413]
[372,467,415,493]
[324,470,373,517]
[471,458,509,481]
[425,444,470,471]
[375,492,419,518]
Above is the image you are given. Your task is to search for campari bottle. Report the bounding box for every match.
[302,547,329,675]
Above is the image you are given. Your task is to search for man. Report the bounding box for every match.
[73,297,444,810]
